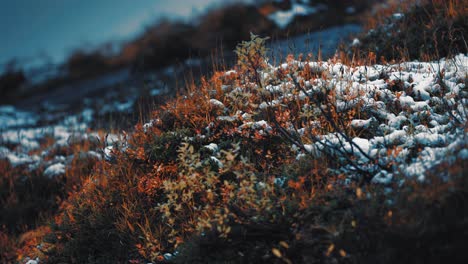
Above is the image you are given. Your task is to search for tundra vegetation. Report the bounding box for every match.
[1,0,467,263]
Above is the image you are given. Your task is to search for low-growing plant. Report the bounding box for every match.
[30,11,468,264]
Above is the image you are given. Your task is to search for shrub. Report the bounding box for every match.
[39,20,467,264]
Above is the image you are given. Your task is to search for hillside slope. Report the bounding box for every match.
[35,36,468,263]
[1,1,467,263]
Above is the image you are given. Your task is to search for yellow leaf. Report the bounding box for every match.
[326,243,335,257]
[339,249,347,257]
[272,248,282,258]
[127,221,135,233]
[351,220,357,228]
[279,241,289,249]
[356,187,363,199]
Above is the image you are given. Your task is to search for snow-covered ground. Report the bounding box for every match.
[0,99,128,177]
[207,53,467,184]
[1,64,172,175]
[0,106,98,174]
[2,40,466,264]
[2,53,466,186]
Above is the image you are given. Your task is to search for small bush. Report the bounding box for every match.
[27,11,468,264]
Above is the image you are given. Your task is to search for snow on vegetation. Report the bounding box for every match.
[1,52,466,188]
[0,104,121,176]
[209,52,467,184]
[43,163,66,178]
[0,105,38,130]
[3,37,465,263]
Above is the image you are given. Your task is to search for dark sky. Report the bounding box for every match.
[0,0,244,68]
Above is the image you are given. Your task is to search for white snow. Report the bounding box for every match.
[0,101,128,182]
[86,151,103,160]
[392,13,404,20]
[217,115,237,122]
[224,70,236,76]
[371,171,393,184]
[239,120,271,131]
[303,144,321,158]
[351,38,360,46]
[104,146,114,161]
[209,99,225,108]
[210,156,223,168]
[353,66,380,82]
[231,53,468,184]
[204,143,219,153]
[0,105,38,130]
[6,153,35,167]
[268,3,317,29]
[25,258,39,264]
[44,163,66,178]
[399,95,415,107]
[1,43,465,208]
[351,137,371,155]
[350,117,376,129]
[387,115,407,129]
[414,132,446,147]
[143,120,155,132]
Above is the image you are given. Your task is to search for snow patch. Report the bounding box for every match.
[44,163,66,178]
[268,3,317,29]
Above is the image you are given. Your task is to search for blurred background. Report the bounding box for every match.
[0,0,382,127]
